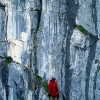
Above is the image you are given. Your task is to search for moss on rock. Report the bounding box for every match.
[5,56,13,64]
[75,25,89,35]
[0,3,6,10]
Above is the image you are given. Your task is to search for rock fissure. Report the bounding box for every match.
[33,1,42,74]
[85,42,97,100]
[93,65,100,100]
[0,0,100,100]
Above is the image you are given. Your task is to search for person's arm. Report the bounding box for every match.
[56,82,60,96]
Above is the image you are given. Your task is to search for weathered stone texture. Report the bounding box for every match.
[0,0,100,100]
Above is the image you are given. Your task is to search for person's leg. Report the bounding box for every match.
[50,96,53,100]
[54,97,58,100]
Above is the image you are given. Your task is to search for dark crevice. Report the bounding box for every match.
[1,61,9,100]
[0,6,9,99]
[91,0,98,35]
[32,0,42,100]
[65,0,79,100]
[85,38,97,100]
[14,76,25,100]
[5,12,8,41]
[93,64,100,100]
[30,0,42,74]
[33,1,42,75]
[25,69,31,91]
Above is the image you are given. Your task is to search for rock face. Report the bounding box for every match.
[0,0,100,100]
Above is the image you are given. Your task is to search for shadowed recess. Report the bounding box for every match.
[65,0,79,100]
[85,38,97,100]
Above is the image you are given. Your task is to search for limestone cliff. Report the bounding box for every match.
[0,0,100,100]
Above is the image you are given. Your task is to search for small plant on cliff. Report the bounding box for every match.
[95,59,100,64]
[42,81,48,94]
[74,25,89,35]
[0,56,13,64]
[35,74,42,82]
[0,56,13,74]
[5,56,13,64]
[4,56,13,74]
[0,3,6,10]
[94,59,100,70]
[33,74,48,94]
[25,66,33,72]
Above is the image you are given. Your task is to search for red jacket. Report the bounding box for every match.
[48,79,59,97]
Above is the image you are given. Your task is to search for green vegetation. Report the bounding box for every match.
[42,81,49,93]
[0,3,6,10]
[0,56,13,64]
[25,67,33,72]
[95,59,99,64]
[33,9,41,70]
[33,74,48,94]
[94,59,100,70]
[34,23,40,66]
[4,56,13,74]
[0,56,13,74]
[35,74,42,82]
[5,56,13,64]
[74,25,89,35]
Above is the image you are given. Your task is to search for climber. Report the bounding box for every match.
[48,77,59,100]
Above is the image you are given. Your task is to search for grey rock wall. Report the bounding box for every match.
[0,0,100,100]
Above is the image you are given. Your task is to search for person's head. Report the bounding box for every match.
[52,77,56,81]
